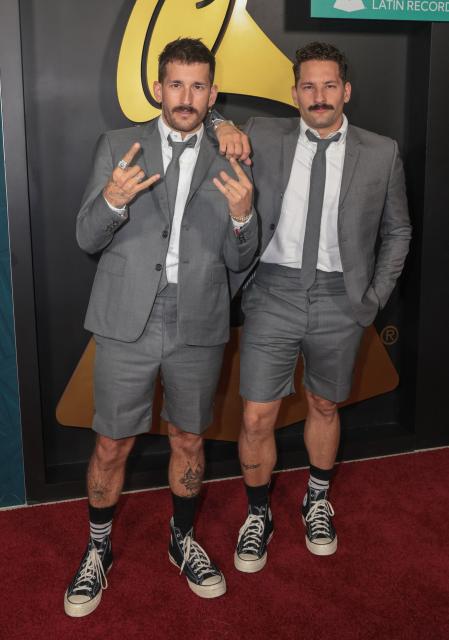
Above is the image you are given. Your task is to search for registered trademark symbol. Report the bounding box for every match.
[381,325,399,346]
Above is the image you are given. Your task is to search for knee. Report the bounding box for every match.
[94,435,135,467]
[307,392,338,421]
[242,408,275,443]
[168,425,203,458]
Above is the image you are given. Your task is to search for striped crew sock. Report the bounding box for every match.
[308,464,333,499]
[88,503,116,546]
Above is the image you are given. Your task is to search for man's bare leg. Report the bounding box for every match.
[239,399,282,486]
[87,434,136,507]
[85,433,136,546]
[302,389,339,556]
[234,399,281,573]
[303,389,339,471]
[64,434,136,617]
[168,422,204,500]
[167,422,225,598]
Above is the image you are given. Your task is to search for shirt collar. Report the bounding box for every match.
[300,113,348,145]
[158,116,204,150]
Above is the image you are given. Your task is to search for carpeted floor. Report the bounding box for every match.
[1,448,448,640]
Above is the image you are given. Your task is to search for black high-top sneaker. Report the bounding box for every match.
[168,518,226,599]
[234,504,274,573]
[64,537,113,617]
[301,488,337,556]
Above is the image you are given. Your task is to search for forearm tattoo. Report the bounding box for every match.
[180,463,204,497]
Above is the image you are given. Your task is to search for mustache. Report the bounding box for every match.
[309,103,334,111]
[172,105,199,115]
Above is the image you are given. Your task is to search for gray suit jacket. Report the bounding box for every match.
[230,117,411,327]
[77,119,258,345]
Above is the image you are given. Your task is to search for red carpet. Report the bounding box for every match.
[1,449,449,640]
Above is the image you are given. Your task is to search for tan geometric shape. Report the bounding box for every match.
[56,325,398,442]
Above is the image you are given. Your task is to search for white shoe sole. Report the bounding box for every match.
[63,563,113,618]
[169,554,227,599]
[302,516,338,556]
[233,531,274,573]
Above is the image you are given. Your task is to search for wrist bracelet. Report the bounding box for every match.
[230,212,251,224]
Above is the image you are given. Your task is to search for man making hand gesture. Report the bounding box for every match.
[64,38,256,617]
[213,41,411,572]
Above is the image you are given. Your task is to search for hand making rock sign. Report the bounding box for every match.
[213,156,253,222]
[103,142,161,209]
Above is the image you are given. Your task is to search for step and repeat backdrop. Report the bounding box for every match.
[12,0,429,498]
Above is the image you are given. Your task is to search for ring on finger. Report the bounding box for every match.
[118,159,128,170]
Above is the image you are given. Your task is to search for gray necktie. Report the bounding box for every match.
[157,134,197,294]
[300,129,341,290]
[165,134,198,221]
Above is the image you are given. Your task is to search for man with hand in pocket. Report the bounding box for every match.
[213,41,411,571]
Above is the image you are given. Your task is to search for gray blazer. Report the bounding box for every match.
[231,117,411,327]
[77,119,258,345]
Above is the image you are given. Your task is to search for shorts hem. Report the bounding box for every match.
[303,374,351,404]
[92,419,152,440]
[162,411,211,435]
[240,386,295,404]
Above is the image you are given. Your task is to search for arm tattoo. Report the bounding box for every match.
[180,464,204,497]
[241,462,261,471]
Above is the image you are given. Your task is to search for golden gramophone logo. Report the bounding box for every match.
[56,0,400,440]
[117,0,295,122]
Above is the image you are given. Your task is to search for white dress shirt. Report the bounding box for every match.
[262,114,348,272]
[105,116,249,283]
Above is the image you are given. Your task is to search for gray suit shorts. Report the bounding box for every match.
[92,286,225,439]
[240,263,365,404]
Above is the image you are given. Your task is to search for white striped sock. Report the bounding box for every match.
[308,475,329,494]
[90,520,113,543]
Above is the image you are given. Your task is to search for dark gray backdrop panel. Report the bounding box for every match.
[15,0,437,499]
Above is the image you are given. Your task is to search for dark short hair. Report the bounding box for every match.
[158,38,215,84]
[293,41,348,84]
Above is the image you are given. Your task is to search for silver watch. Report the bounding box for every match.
[210,117,235,131]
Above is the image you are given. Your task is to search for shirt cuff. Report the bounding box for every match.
[231,213,253,229]
[103,195,128,217]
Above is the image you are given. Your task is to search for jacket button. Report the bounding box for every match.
[155,264,162,271]
[270,223,275,231]
[162,230,168,239]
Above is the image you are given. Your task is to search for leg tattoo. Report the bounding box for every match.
[242,462,262,471]
[89,482,108,503]
[180,463,204,497]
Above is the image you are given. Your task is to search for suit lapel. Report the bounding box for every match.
[185,133,216,208]
[281,120,301,193]
[339,125,361,206]
[141,119,169,218]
